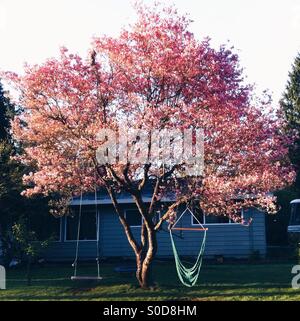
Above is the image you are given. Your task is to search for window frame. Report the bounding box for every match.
[191,209,244,226]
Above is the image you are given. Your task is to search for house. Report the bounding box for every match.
[44,188,267,261]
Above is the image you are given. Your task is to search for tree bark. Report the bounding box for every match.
[103,182,186,288]
[140,227,157,288]
[135,227,157,289]
[95,164,185,289]
[131,193,158,288]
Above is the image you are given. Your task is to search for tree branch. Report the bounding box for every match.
[94,165,140,254]
[154,196,188,231]
[105,183,140,254]
[138,163,151,191]
[148,164,178,215]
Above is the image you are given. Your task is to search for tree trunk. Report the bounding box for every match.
[136,253,144,287]
[103,180,160,289]
[135,227,157,289]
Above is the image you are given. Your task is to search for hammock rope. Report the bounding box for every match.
[169,206,207,287]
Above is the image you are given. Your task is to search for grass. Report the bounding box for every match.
[0,261,300,301]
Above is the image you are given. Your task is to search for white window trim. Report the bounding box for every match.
[124,209,143,228]
[64,210,98,242]
[191,209,244,226]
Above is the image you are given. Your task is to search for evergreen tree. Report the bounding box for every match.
[0,80,19,230]
[281,53,300,189]
[268,53,300,248]
[0,82,14,141]
[0,81,53,266]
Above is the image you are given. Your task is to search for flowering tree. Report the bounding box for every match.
[4,3,294,288]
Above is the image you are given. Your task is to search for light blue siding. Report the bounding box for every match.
[45,205,266,261]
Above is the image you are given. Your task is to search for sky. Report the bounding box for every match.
[0,0,299,104]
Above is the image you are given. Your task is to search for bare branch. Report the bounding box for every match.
[154,196,188,231]
[122,163,133,187]
[148,164,178,215]
[138,163,151,191]
[105,182,140,254]
[107,165,127,187]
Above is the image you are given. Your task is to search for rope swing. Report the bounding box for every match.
[169,206,207,287]
[71,188,102,281]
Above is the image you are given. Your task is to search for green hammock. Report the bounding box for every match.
[169,207,207,287]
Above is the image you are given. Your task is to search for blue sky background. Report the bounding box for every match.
[0,0,299,103]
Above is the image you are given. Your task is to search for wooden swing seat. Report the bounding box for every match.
[71,276,102,281]
[171,227,208,231]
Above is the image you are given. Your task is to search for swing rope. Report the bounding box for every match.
[71,187,102,280]
[72,190,83,278]
[169,207,207,287]
[95,187,101,279]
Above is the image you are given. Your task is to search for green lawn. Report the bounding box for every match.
[0,261,300,301]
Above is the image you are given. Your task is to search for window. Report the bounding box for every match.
[125,209,142,227]
[290,203,300,226]
[192,209,243,225]
[65,206,97,241]
[205,215,230,224]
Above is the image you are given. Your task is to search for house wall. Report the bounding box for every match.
[0,239,3,264]
[45,205,266,261]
